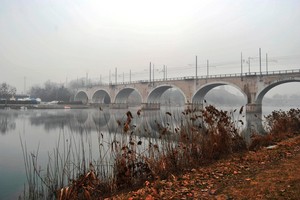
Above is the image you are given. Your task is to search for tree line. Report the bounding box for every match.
[0,81,74,102]
[0,83,16,100]
[30,81,72,102]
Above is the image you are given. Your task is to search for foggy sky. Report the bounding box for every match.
[1,0,300,94]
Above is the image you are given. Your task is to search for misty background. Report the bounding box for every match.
[1,0,300,98]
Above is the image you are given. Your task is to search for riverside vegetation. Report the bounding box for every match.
[19,105,300,199]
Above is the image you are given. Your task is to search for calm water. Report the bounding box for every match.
[0,105,290,199]
[0,107,183,199]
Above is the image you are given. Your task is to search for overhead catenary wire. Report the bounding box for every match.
[82,53,300,85]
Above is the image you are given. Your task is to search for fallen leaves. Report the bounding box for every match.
[112,135,300,200]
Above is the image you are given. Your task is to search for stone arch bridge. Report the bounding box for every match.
[75,69,300,134]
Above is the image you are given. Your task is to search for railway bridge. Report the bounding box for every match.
[75,69,300,134]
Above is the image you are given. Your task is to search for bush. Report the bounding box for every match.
[249,108,300,151]
[265,108,300,135]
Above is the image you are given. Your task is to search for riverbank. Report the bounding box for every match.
[0,104,89,109]
[112,135,300,199]
[19,107,299,199]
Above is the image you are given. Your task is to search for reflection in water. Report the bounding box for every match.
[0,106,249,136]
[0,106,284,199]
[0,107,216,136]
[0,108,187,136]
[92,110,111,128]
[29,111,75,131]
[27,109,112,134]
[0,111,17,134]
[146,109,183,132]
[75,111,89,124]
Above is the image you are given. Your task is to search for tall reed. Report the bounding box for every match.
[20,105,248,199]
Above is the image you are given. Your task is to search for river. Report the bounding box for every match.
[0,105,293,199]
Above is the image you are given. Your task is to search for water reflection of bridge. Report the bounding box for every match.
[23,109,186,138]
[75,69,300,134]
[72,109,184,138]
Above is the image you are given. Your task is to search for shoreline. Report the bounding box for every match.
[0,104,90,109]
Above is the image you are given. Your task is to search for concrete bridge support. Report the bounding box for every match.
[245,103,265,137]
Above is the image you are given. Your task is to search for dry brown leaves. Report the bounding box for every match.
[112,135,300,200]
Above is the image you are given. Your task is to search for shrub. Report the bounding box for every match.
[249,108,300,150]
[265,108,300,136]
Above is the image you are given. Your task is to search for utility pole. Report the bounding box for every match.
[248,57,251,74]
[153,64,154,83]
[115,67,117,84]
[196,55,198,80]
[207,60,209,77]
[149,62,151,83]
[266,53,268,74]
[165,66,167,80]
[123,72,124,83]
[130,69,131,83]
[109,70,111,84]
[241,52,243,79]
[259,48,262,75]
[163,65,165,80]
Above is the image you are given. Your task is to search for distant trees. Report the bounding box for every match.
[30,81,72,102]
[68,78,86,91]
[160,89,185,106]
[0,82,16,100]
[67,78,86,96]
[205,88,245,106]
[263,94,300,107]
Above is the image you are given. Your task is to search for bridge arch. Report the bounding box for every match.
[147,84,187,104]
[255,78,300,104]
[92,89,111,104]
[192,82,247,104]
[92,110,111,128]
[74,91,89,104]
[75,110,89,124]
[114,87,142,104]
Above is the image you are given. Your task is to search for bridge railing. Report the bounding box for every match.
[84,68,300,88]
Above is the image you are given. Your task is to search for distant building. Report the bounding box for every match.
[14,94,30,100]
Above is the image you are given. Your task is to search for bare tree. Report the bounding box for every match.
[30,81,72,102]
[0,82,16,100]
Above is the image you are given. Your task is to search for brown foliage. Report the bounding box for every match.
[265,108,300,135]
[56,106,248,199]
[57,167,105,200]
[250,108,300,150]
[54,107,300,199]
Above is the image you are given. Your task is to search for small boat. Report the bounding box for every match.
[64,106,71,109]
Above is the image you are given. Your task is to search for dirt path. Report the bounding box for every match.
[222,137,300,200]
[111,136,300,200]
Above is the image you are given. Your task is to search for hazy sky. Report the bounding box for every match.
[1,0,300,93]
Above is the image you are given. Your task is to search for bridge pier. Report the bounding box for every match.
[141,103,160,110]
[245,103,265,139]
[185,102,203,111]
[109,103,129,109]
[90,103,110,108]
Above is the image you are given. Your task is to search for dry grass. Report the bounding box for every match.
[54,105,248,199]
[23,105,300,199]
[249,108,300,151]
